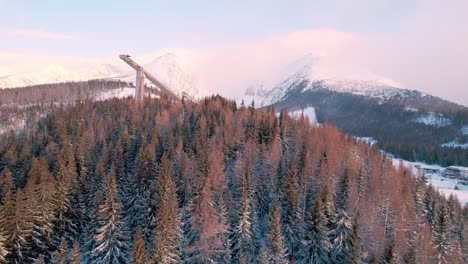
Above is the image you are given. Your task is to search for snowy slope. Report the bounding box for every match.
[413,112,452,127]
[0,63,126,88]
[462,126,468,135]
[289,107,317,124]
[244,54,408,106]
[0,52,201,98]
[441,141,468,149]
[391,159,468,205]
[140,53,200,97]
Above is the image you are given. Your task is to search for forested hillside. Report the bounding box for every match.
[0,96,466,263]
[269,88,468,167]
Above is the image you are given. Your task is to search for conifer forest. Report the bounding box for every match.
[0,96,466,264]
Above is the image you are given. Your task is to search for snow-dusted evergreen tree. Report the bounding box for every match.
[69,242,80,264]
[331,169,355,263]
[52,238,67,264]
[91,168,129,264]
[0,225,8,264]
[183,140,227,263]
[125,143,156,244]
[266,198,288,264]
[150,154,182,264]
[213,197,232,263]
[130,227,147,264]
[26,159,56,262]
[434,203,453,264]
[282,165,303,261]
[301,190,331,264]
[231,160,255,264]
[51,156,80,251]
[382,239,399,264]
[257,247,269,264]
[6,190,33,264]
[34,255,45,264]
[81,159,105,262]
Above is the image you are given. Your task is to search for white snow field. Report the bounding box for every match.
[392,159,468,206]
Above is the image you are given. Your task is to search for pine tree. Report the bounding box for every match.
[130,227,147,264]
[150,154,182,264]
[91,168,129,264]
[266,198,288,264]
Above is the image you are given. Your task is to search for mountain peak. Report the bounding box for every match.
[246,54,407,106]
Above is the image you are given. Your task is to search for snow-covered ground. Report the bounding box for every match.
[441,141,468,149]
[289,107,317,124]
[413,112,452,127]
[391,159,468,206]
[95,87,135,101]
[244,54,408,106]
[462,125,468,135]
[0,51,203,99]
[404,107,419,112]
[354,136,377,146]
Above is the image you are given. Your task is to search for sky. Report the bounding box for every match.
[1,0,467,105]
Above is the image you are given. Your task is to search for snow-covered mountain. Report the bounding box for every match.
[242,54,412,107]
[0,52,201,98]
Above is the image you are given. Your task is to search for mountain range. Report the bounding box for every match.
[1,52,467,166]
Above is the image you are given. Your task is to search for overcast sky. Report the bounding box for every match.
[1,0,467,106]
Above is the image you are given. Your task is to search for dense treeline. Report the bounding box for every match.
[271,86,468,167]
[0,80,129,107]
[0,96,466,263]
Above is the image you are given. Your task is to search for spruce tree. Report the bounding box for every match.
[7,190,33,264]
[231,160,255,264]
[282,165,303,261]
[301,191,331,264]
[266,198,288,264]
[27,161,56,262]
[70,242,81,264]
[150,154,181,264]
[130,227,147,264]
[382,239,399,264]
[331,169,355,264]
[34,255,45,264]
[0,226,8,264]
[213,197,232,263]
[91,168,129,263]
[52,238,67,264]
[434,203,452,264]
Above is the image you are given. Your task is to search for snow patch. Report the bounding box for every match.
[404,107,418,112]
[245,54,407,106]
[289,107,317,124]
[414,112,452,127]
[441,141,468,149]
[391,159,468,205]
[96,87,135,101]
[462,126,468,135]
[354,137,377,146]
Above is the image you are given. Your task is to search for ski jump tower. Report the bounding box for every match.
[119,54,181,104]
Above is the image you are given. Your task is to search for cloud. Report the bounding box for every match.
[0,27,79,40]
